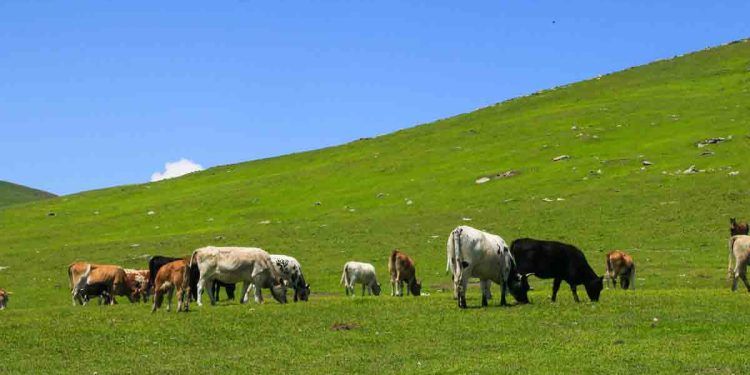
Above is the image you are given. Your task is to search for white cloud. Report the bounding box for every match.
[150,158,204,182]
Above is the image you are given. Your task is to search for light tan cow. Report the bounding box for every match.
[190,246,286,306]
[604,250,636,290]
[151,259,190,313]
[728,235,750,291]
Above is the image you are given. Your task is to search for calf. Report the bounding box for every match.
[604,251,636,290]
[388,250,421,297]
[152,259,191,312]
[731,218,749,236]
[190,246,286,306]
[447,226,529,308]
[510,238,603,302]
[728,235,750,291]
[0,288,9,310]
[340,261,381,297]
[271,254,310,302]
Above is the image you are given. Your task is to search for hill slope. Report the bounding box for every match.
[0,180,56,208]
[1,40,750,373]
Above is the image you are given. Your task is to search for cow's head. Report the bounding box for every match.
[270,281,288,304]
[731,218,749,236]
[371,282,382,296]
[506,273,530,304]
[585,276,604,302]
[0,289,8,310]
[409,280,422,296]
[296,283,311,302]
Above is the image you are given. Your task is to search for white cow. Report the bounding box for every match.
[340,261,381,297]
[190,246,287,305]
[728,235,750,292]
[446,226,529,308]
[270,254,310,302]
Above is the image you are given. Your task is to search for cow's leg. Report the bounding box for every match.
[480,279,490,307]
[253,278,264,304]
[457,271,469,309]
[738,260,750,292]
[732,259,746,292]
[166,287,174,312]
[196,278,206,306]
[362,283,366,296]
[390,276,396,296]
[551,278,562,302]
[500,280,509,306]
[226,283,236,300]
[240,281,252,304]
[569,283,581,303]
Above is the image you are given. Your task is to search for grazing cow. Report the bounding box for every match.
[148,255,235,302]
[388,250,421,297]
[0,288,9,310]
[604,251,636,290]
[510,238,604,302]
[68,262,135,305]
[728,235,750,291]
[447,226,529,308]
[190,246,286,306]
[730,218,749,236]
[340,261,381,297]
[151,259,190,312]
[124,269,150,302]
[270,254,310,302]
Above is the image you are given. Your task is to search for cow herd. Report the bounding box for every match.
[5,218,750,312]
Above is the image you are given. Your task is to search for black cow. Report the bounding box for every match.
[510,238,603,302]
[148,255,235,302]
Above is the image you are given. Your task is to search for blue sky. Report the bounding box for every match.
[1,1,748,195]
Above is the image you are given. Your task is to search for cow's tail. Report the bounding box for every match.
[629,262,636,290]
[189,249,200,269]
[340,264,349,286]
[605,255,614,285]
[67,263,75,289]
[447,227,462,275]
[389,250,398,279]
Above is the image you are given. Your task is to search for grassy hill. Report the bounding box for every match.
[1,40,750,373]
[0,180,55,208]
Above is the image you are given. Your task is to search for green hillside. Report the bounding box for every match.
[2,40,750,373]
[0,180,55,208]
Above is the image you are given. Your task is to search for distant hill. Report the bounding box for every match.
[0,180,56,208]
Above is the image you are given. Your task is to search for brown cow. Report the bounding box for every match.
[604,251,636,290]
[124,269,151,302]
[0,288,9,310]
[730,218,749,236]
[388,250,422,297]
[151,259,190,313]
[68,262,135,305]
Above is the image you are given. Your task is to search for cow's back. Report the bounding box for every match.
[194,246,273,283]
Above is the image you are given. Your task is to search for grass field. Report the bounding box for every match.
[1,39,750,373]
[0,180,55,208]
